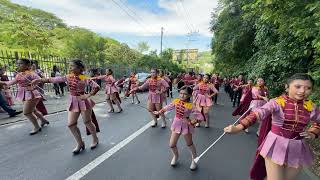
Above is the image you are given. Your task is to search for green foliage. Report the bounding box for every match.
[211,0,320,101]
[133,48,183,74]
[189,51,214,73]
[0,0,183,75]
[137,41,149,53]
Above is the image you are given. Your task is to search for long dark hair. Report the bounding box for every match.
[151,68,159,73]
[71,59,85,72]
[19,58,31,66]
[180,85,193,102]
[106,68,113,75]
[286,73,314,87]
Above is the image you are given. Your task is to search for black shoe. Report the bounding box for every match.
[41,120,50,127]
[90,141,99,150]
[151,122,157,127]
[9,111,22,117]
[72,143,85,155]
[29,128,41,135]
[117,109,123,113]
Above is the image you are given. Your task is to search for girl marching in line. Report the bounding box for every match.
[129,72,140,104]
[32,59,100,154]
[193,74,218,128]
[93,69,122,113]
[154,86,204,170]
[31,61,48,117]
[240,79,254,104]
[0,59,49,135]
[159,69,171,105]
[224,73,320,180]
[131,68,169,128]
[192,74,203,104]
[232,79,254,133]
[250,78,269,135]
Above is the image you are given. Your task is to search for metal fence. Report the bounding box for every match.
[0,49,149,95]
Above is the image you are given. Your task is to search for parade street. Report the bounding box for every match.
[0,91,316,180]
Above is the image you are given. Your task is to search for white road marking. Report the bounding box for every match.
[65,121,153,180]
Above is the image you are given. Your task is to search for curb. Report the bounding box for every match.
[0,101,105,127]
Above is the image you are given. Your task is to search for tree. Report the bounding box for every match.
[137,41,149,54]
[210,0,320,97]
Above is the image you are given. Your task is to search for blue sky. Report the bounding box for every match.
[12,0,218,52]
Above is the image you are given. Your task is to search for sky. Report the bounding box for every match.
[12,0,218,52]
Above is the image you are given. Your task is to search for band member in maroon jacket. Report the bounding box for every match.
[211,73,221,104]
[183,72,196,86]
[232,75,245,107]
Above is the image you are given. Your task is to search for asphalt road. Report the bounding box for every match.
[0,91,316,180]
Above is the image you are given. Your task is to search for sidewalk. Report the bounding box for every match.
[0,91,113,125]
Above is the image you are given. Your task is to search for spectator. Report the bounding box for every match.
[51,65,66,98]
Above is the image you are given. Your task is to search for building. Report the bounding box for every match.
[172,49,198,63]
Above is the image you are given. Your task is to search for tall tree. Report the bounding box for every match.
[137,41,149,53]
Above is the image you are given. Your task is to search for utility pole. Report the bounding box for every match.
[186,30,199,68]
[160,27,164,56]
[186,32,190,65]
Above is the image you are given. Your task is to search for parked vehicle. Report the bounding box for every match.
[136,72,150,86]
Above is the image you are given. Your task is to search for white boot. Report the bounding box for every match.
[190,159,197,170]
[161,119,166,128]
[188,144,197,170]
[151,120,157,127]
[170,155,178,166]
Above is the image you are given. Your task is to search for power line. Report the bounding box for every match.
[111,0,171,51]
[143,0,171,50]
[118,0,153,33]
[178,0,196,31]
[110,0,152,49]
[111,0,147,33]
[174,1,193,33]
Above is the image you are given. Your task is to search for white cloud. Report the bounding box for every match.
[11,0,218,37]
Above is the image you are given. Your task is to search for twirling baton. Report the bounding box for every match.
[194,104,254,163]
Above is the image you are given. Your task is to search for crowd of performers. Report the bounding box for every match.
[0,58,320,179]
[224,74,320,180]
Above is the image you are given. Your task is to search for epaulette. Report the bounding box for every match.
[172,98,193,109]
[172,98,180,105]
[184,102,193,110]
[304,100,314,112]
[275,96,285,108]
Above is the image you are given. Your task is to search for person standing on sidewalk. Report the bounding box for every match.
[0,66,14,106]
[0,92,22,118]
[51,65,66,98]
[0,59,49,135]
[32,59,100,154]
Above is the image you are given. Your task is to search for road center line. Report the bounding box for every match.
[65,120,153,180]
